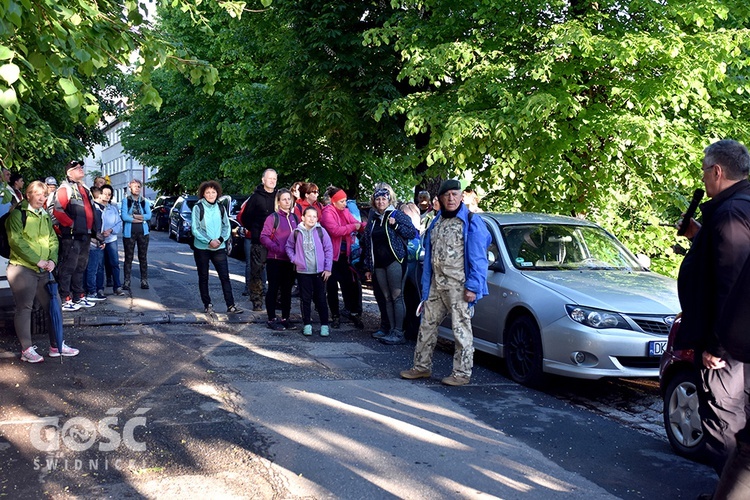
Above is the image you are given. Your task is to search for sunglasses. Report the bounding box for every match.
[308,190,319,194]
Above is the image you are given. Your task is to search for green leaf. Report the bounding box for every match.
[0,63,20,85]
[0,46,13,61]
[58,77,78,95]
[0,87,18,108]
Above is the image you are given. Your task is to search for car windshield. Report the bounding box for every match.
[501,223,644,271]
[181,199,198,214]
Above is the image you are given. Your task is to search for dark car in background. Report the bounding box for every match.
[169,195,199,242]
[150,195,177,231]
[659,316,706,461]
[227,194,250,260]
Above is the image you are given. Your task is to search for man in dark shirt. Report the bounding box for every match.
[676,139,750,496]
[240,169,277,310]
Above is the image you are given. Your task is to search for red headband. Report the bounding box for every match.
[331,190,347,203]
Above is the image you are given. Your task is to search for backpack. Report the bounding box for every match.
[0,208,28,259]
[196,201,227,221]
[270,212,299,239]
[293,225,325,246]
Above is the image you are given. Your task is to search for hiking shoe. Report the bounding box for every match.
[86,293,106,302]
[320,325,330,337]
[371,329,389,339]
[75,298,96,308]
[140,280,149,289]
[96,290,107,299]
[227,305,244,314]
[302,324,313,336]
[113,288,125,296]
[330,315,340,328]
[279,319,294,330]
[62,299,81,312]
[379,330,406,345]
[204,304,214,314]
[267,319,285,331]
[400,367,431,380]
[49,342,79,358]
[441,375,470,386]
[21,345,44,363]
[122,280,131,291]
[350,313,364,329]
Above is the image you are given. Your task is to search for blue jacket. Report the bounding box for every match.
[362,207,418,271]
[191,199,231,251]
[421,204,491,306]
[121,196,152,238]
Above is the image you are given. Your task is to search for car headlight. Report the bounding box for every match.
[565,305,631,330]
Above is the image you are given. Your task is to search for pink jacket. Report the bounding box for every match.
[320,204,361,261]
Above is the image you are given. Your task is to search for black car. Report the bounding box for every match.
[227,194,251,260]
[149,195,177,231]
[169,195,199,243]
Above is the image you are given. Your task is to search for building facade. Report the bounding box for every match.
[85,117,156,203]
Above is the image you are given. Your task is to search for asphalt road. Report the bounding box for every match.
[0,230,715,498]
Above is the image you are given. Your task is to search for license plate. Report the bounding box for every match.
[649,340,667,357]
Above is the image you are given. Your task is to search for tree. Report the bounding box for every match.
[123,0,426,199]
[366,0,750,275]
[0,0,247,172]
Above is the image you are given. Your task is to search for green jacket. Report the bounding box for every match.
[7,201,59,272]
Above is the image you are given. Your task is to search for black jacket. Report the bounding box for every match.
[240,184,277,244]
[676,179,750,362]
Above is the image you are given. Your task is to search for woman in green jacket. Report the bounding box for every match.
[6,181,79,363]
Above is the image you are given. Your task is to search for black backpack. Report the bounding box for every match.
[0,208,28,259]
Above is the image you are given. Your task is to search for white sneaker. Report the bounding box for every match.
[75,298,96,308]
[49,342,80,357]
[21,345,44,363]
[62,300,81,312]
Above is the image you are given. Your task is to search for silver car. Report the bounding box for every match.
[437,213,678,386]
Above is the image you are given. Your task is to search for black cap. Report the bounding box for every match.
[437,179,461,197]
[66,160,84,171]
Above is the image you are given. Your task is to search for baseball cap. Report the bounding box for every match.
[66,160,84,171]
[45,176,58,186]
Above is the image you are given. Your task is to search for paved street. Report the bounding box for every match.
[0,231,715,498]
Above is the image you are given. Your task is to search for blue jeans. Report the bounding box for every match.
[85,244,104,294]
[103,240,122,290]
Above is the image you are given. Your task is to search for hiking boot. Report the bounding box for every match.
[330,315,340,328]
[350,313,364,329]
[122,280,131,291]
[62,299,81,312]
[302,324,313,336]
[268,318,285,331]
[320,325,330,337]
[400,367,431,379]
[49,342,79,358]
[227,305,244,314]
[113,287,125,296]
[21,345,44,363]
[204,304,214,314]
[280,318,294,330]
[371,329,389,339]
[86,293,106,302]
[379,329,406,345]
[441,374,470,386]
[140,280,149,289]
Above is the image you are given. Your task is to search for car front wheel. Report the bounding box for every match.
[663,369,706,461]
[505,315,544,388]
